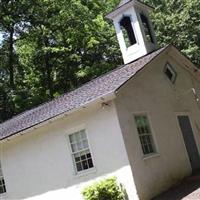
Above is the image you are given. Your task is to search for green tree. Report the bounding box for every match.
[0,0,200,122]
[16,0,122,99]
[0,0,31,88]
[144,0,200,66]
[0,0,34,120]
[0,0,121,122]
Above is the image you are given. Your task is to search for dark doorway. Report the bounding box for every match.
[177,115,200,172]
[120,16,137,47]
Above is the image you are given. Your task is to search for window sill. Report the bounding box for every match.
[143,153,160,161]
[74,167,97,178]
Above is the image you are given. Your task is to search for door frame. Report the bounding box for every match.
[175,112,200,169]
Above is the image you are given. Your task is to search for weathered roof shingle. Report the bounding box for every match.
[0,46,167,140]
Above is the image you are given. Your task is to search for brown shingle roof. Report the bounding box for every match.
[0,46,168,140]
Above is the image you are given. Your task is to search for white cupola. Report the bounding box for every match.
[106,0,157,64]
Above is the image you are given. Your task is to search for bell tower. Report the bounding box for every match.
[106,0,157,64]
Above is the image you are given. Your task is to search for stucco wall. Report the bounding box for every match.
[115,52,200,200]
[0,102,138,200]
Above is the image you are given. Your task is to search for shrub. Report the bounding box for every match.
[82,177,126,200]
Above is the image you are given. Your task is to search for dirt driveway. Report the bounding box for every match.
[152,173,200,200]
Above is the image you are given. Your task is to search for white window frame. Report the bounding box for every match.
[67,129,95,175]
[118,14,139,50]
[134,113,157,157]
[0,162,6,195]
[164,63,177,84]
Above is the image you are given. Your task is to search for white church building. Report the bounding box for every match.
[0,0,200,199]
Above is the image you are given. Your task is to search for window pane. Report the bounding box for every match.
[73,150,94,172]
[164,64,177,84]
[148,143,154,153]
[88,158,94,168]
[86,152,91,158]
[75,132,82,142]
[80,153,86,161]
[71,143,78,153]
[165,68,173,80]
[0,179,3,186]
[135,115,156,155]
[137,127,142,135]
[135,116,143,127]
[82,160,89,170]
[69,131,94,173]
[144,145,149,154]
[82,139,89,149]
[76,162,82,172]
[74,153,80,162]
[0,186,4,194]
[0,163,6,194]
[69,134,76,143]
[141,127,146,134]
[77,141,83,151]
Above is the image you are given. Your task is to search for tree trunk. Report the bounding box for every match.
[44,39,53,99]
[8,27,15,89]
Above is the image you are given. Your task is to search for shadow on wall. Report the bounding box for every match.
[8,166,132,200]
[152,172,200,200]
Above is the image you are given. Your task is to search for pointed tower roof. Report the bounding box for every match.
[118,0,131,7]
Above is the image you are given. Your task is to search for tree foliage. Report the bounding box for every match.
[144,0,200,66]
[0,0,121,122]
[0,0,200,122]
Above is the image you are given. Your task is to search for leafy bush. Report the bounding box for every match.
[82,177,126,200]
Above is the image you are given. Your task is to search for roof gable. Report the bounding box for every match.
[167,45,200,82]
